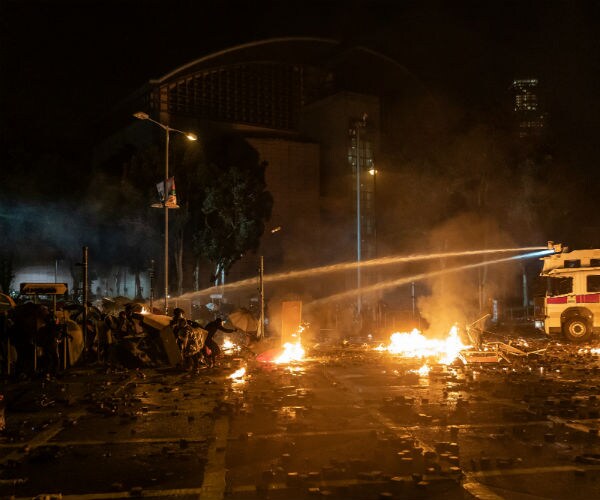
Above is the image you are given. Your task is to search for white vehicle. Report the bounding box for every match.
[535,243,600,342]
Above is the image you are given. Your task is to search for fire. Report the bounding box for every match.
[378,325,469,364]
[229,367,246,380]
[579,347,600,355]
[140,306,150,315]
[411,363,431,376]
[222,338,240,352]
[275,342,305,363]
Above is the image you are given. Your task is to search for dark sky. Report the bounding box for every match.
[2,0,599,167]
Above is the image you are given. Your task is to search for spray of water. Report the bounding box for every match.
[306,249,554,308]
[178,246,547,301]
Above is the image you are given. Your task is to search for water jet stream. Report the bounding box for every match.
[178,246,547,301]
[306,249,554,308]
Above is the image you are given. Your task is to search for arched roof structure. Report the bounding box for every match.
[145,37,424,132]
[153,37,421,87]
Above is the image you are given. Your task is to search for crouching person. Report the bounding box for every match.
[176,318,202,372]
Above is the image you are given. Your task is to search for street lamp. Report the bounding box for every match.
[133,111,197,315]
[368,167,377,257]
[354,114,367,316]
[258,225,284,339]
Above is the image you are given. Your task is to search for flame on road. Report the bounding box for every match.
[222,338,240,352]
[579,347,600,355]
[229,367,246,380]
[411,363,431,377]
[376,325,469,364]
[275,342,305,363]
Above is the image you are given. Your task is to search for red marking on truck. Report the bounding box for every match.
[577,293,600,303]
[547,297,567,304]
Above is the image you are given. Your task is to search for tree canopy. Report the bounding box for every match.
[192,134,273,277]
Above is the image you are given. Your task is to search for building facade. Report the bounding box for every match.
[510,78,546,139]
[95,38,424,309]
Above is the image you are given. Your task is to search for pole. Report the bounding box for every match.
[259,255,264,339]
[164,128,170,315]
[372,169,377,258]
[82,246,89,353]
[411,281,416,319]
[356,121,362,315]
[150,259,155,311]
[53,259,58,317]
[522,265,528,312]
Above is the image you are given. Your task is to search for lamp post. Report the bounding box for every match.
[368,167,377,258]
[133,112,197,315]
[354,115,367,316]
[259,225,283,339]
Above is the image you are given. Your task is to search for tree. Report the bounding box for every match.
[0,253,15,294]
[192,135,273,282]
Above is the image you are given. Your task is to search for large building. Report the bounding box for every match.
[95,38,425,311]
[510,78,546,139]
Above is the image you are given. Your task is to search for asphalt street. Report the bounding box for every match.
[1,338,600,499]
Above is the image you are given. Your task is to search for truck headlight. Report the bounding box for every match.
[534,320,544,329]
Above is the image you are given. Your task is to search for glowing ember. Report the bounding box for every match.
[411,363,431,377]
[378,325,469,364]
[275,342,305,363]
[229,367,246,379]
[222,338,240,352]
[579,347,600,355]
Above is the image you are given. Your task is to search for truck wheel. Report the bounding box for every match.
[562,316,592,342]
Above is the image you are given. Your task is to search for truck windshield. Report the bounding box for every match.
[547,277,573,296]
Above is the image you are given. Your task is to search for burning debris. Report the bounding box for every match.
[229,367,247,380]
[274,342,306,364]
[375,326,470,365]
[222,338,241,354]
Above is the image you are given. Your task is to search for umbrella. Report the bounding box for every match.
[101,297,146,315]
[0,293,15,312]
[227,308,258,333]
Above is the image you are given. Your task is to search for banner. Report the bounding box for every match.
[156,177,179,208]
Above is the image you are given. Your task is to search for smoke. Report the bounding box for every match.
[0,201,94,263]
[0,195,160,290]
[417,213,521,336]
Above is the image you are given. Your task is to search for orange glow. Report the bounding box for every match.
[377,325,469,364]
[222,338,240,352]
[229,367,246,380]
[274,342,305,363]
[411,362,431,376]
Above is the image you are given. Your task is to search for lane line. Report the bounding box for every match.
[0,375,136,466]
[200,414,229,500]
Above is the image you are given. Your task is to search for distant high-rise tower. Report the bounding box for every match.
[510,78,546,139]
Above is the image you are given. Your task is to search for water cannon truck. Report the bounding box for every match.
[535,242,600,342]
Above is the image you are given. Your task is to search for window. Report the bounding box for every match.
[587,275,600,293]
[547,277,573,296]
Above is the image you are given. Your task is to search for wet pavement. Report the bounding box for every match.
[1,337,600,499]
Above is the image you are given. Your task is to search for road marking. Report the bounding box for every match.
[0,375,136,466]
[200,414,229,500]
[462,481,505,500]
[15,488,206,499]
[0,437,208,448]
[462,465,600,500]
[468,464,600,478]
[3,416,595,451]
[321,364,600,496]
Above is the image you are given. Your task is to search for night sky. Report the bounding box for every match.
[2,1,599,204]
